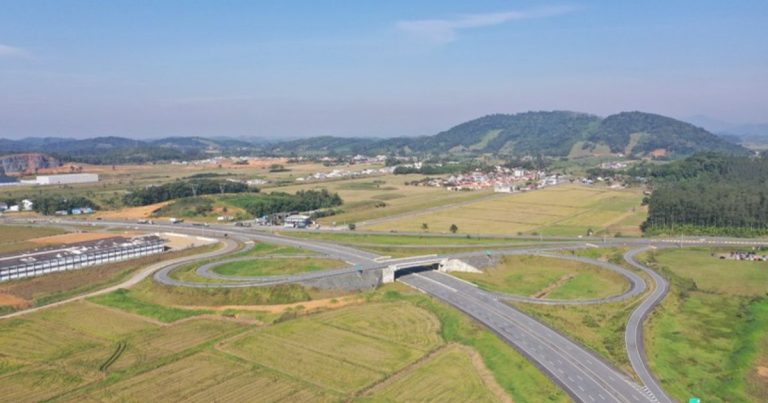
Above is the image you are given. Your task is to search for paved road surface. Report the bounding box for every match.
[400,270,657,403]
[624,247,674,403]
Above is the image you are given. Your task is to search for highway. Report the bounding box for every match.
[5,218,768,402]
[401,270,657,402]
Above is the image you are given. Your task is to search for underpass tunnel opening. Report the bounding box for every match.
[394,263,440,280]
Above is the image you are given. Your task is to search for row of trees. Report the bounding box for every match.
[226,189,343,217]
[642,153,768,235]
[123,179,253,206]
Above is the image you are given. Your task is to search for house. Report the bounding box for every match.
[284,214,311,228]
[21,199,34,211]
[0,202,7,211]
[7,205,19,212]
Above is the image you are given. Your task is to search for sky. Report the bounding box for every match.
[0,0,766,139]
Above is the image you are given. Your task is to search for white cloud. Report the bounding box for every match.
[0,43,30,59]
[396,6,575,44]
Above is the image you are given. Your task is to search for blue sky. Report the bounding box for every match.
[0,0,766,139]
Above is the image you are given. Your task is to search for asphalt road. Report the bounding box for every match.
[400,270,657,403]
[6,217,768,402]
[624,247,674,403]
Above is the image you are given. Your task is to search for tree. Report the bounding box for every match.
[449,224,458,234]
[348,223,356,231]
[421,223,429,232]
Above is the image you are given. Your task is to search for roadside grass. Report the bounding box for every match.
[365,184,645,237]
[652,247,768,296]
[508,247,647,374]
[128,276,346,307]
[89,289,211,323]
[212,257,342,277]
[454,255,628,299]
[375,285,568,402]
[280,231,534,246]
[511,298,641,374]
[642,249,768,402]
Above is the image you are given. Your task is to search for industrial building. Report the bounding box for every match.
[0,235,166,282]
[33,173,99,185]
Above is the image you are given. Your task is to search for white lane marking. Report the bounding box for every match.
[411,273,457,292]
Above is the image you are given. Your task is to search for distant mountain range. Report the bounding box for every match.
[266,111,748,158]
[0,111,750,163]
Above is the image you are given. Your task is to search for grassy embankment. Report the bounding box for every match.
[643,247,768,402]
[454,254,629,300]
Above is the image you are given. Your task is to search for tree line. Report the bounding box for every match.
[225,189,343,217]
[641,153,768,236]
[123,179,254,206]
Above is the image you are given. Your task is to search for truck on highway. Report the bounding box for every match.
[169,218,184,224]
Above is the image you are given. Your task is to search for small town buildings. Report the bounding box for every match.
[21,199,34,211]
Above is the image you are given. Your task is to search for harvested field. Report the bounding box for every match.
[366,184,645,237]
[367,345,506,402]
[76,352,330,402]
[219,301,441,393]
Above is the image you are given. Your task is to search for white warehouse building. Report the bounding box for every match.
[35,173,99,185]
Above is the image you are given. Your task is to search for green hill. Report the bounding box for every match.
[264,111,747,158]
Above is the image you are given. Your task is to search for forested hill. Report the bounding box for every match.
[264,111,749,158]
[640,153,768,236]
[1,111,749,162]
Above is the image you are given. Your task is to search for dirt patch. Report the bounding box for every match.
[161,233,218,250]
[0,293,30,308]
[93,202,170,220]
[757,366,768,379]
[531,274,576,299]
[30,232,139,246]
[174,295,365,314]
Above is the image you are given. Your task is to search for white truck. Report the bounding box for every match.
[169,217,184,224]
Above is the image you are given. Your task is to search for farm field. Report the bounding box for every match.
[642,248,768,402]
[211,257,343,277]
[0,271,570,402]
[0,301,245,402]
[454,255,629,300]
[365,184,646,237]
[0,224,67,254]
[365,344,506,402]
[270,174,495,226]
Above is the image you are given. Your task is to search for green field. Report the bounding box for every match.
[89,289,212,322]
[454,255,629,300]
[366,184,646,237]
[212,257,342,277]
[643,248,768,402]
